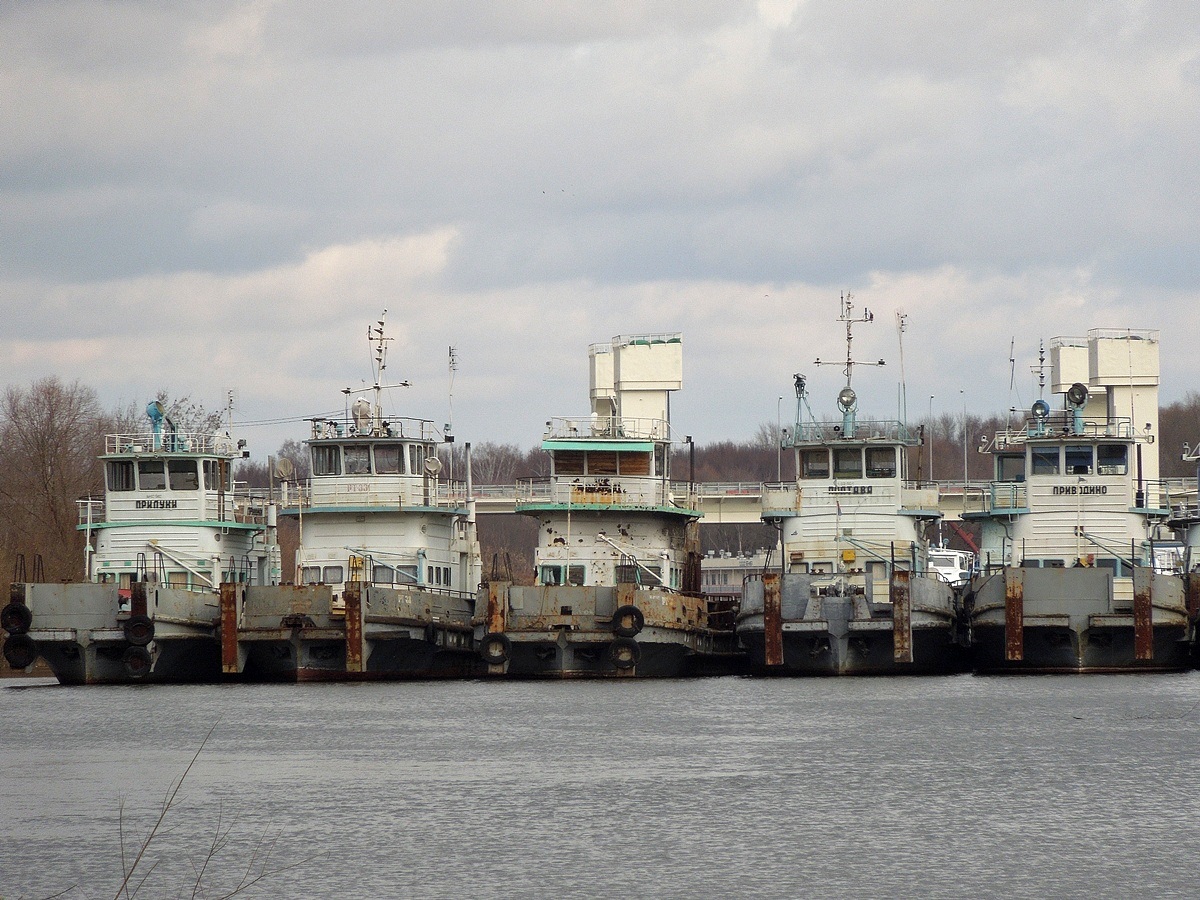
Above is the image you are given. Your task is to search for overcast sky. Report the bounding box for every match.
[3,1,1198,456]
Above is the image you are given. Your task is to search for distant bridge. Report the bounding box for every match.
[470,482,974,525]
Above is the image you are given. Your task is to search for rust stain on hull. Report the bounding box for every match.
[1005,568,1024,662]
[763,573,783,667]
[1133,566,1153,661]
[891,569,912,663]
[219,583,239,674]
[130,581,147,619]
[344,583,363,673]
[486,582,509,634]
[1186,573,1200,623]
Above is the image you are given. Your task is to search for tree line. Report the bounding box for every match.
[3,375,1198,586]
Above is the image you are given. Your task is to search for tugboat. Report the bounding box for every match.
[475,333,739,677]
[963,329,1192,672]
[223,314,481,681]
[2,402,278,684]
[737,295,965,675]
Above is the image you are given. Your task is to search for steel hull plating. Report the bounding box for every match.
[493,628,711,679]
[967,567,1193,674]
[738,625,967,675]
[11,583,223,685]
[736,574,965,676]
[971,622,1191,673]
[477,583,740,679]
[227,584,478,681]
[237,632,480,681]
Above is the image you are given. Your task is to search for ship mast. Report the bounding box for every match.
[813,292,885,437]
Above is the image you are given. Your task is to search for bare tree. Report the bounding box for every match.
[0,377,108,581]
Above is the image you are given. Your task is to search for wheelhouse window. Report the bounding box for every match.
[396,565,418,585]
[554,450,585,475]
[408,444,426,475]
[312,445,341,476]
[620,451,651,476]
[865,447,896,478]
[138,460,166,490]
[540,565,583,585]
[1065,445,1093,475]
[374,444,403,474]
[1097,444,1128,475]
[801,450,830,479]
[301,565,344,583]
[202,460,231,491]
[996,453,1025,482]
[168,460,199,491]
[616,563,660,585]
[833,448,862,479]
[588,451,618,475]
[372,565,394,584]
[1030,446,1060,475]
[107,460,135,492]
[344,445,370,475]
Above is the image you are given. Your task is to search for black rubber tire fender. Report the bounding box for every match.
[3,633,38,669]
[479,632,511,666]
[122,645,153,678]
[123,615,154,647]
[1,601,33,635]
[611,604,645,638]
[609,637,640,670]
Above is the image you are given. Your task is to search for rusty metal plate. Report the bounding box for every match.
[219,583,239,674]
[763,573,783,667]
[344,584,363,673]
[1005,568,1024,662]
[1133,566,1153,661]
[130,581,147,619]
[1187,573,1200,623]
[486,582,508,634]
[891,569,912,663]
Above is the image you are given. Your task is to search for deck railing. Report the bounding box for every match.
[516,477,696,510]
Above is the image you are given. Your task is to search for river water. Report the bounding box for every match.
[2,673,1199,899]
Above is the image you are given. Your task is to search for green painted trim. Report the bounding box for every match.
[542,440,655,451]
[77,519,262,532]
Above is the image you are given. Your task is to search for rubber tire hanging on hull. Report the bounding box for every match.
[609,637,640,670]
[123,615,155,647]
[3,633,37,669]
[479,633,511,666]
[1,601,32,635]
[611,605,645,638]
[123,645,153,678]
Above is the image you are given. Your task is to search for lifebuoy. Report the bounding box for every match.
[122,645,153,678]
[123,615,154,646]
[479,632,511,666]
[609,637,640,670]
[611,605,644,638]
[1,601,33,635]
[3,633,37,669]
